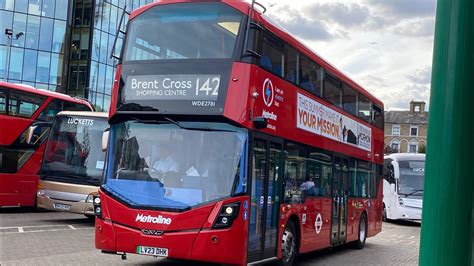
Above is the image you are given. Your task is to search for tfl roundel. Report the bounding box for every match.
[262,78,274,107]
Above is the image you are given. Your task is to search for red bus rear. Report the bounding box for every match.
[0,82,93,207]
[94,1,384,265]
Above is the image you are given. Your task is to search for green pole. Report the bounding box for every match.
[419,0,474,265]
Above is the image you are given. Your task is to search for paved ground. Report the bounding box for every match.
[0,208,421,265]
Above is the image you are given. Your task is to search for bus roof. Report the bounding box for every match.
[129,0,384,108]
[385,153,426,161]
[0,81,93,109]
[57,111,109,118]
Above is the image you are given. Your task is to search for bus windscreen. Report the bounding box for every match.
[104,121,247,210]
[124,3,243,62]
[41,116,108,186]
[398,160,425,197]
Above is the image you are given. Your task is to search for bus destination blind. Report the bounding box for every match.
[124,75,221,101]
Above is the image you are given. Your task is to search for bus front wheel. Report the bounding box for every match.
[352,213,367,250]
[280,221,297,266]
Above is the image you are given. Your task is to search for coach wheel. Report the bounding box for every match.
[280,221,297,266]
[352,213,367,250]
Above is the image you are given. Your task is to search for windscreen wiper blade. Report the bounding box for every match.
[40,171,100,186]
[405,189,424,196]
[163,117,235,132]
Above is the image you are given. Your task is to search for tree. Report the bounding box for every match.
[418,143,426,154]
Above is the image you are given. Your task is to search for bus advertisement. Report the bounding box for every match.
[37,112,108,217]
[383,153,425,221]
[94,1,384,265]
[0,82,93,207]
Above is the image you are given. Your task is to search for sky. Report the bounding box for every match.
[260,0,436,110]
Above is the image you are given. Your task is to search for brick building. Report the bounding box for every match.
[384,101,428,153]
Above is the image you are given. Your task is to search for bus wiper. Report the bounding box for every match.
[41,171,99,186]
[163,117,235,132]
[406,189,424,196]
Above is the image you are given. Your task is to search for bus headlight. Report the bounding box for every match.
[398,197,405,206]
[37,189,46,198]
[213,202,240,229]
[86,192,98,203]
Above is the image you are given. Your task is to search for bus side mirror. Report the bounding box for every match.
[25,126,38,145]
[102,129,110,152]
[25,122,52,145]
[253,117,267,129]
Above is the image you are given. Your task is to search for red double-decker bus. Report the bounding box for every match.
[0,82,93,207]
[94,1,384,265]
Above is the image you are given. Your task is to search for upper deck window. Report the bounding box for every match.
[358,94,372,123]
[299,55,322,96]
[260,34,284,76]
[284,47,298,83]
[37,99,90,122]
[8,90,45,118]
[124,3,243,62]
[372,104,383,129]
[343,84,357,116]
[323,73,342,108]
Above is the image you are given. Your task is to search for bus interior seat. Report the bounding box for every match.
[260,56,272,71]
[300,75,315,92]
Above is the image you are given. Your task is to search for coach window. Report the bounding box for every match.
[260,34,284,77]
[372,104,383,129]
[284,46,298,83]
[284,142,306,203]
[299,55,322,96]
[342,84,357,116]
[323,73,342,108]
[8,90,45,118]
[0,88,6,114]
[358,94,372,123]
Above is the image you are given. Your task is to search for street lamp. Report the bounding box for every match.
[3,29,24,82]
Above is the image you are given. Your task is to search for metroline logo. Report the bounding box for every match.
[135,213,172,225]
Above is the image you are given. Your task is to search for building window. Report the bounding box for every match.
[410,126,418,136]
[409,141,418,153]
[392,125,400,136]
[390,140,400,152]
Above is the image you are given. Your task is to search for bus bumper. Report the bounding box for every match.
[37,189,94,216]
[95,195,249,265]
[395,206,422,220]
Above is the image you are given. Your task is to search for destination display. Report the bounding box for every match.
[124,74,221,101]
[297,92,372,152]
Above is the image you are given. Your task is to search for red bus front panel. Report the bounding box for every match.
[96,190,249,265]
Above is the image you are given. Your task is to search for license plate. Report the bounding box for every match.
[53,203,71,211]
[137,246,168,257]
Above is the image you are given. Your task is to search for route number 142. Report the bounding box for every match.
[196,77,220,96]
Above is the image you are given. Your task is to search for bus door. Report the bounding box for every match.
[247,136,282,263]
[331,157,349,245]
